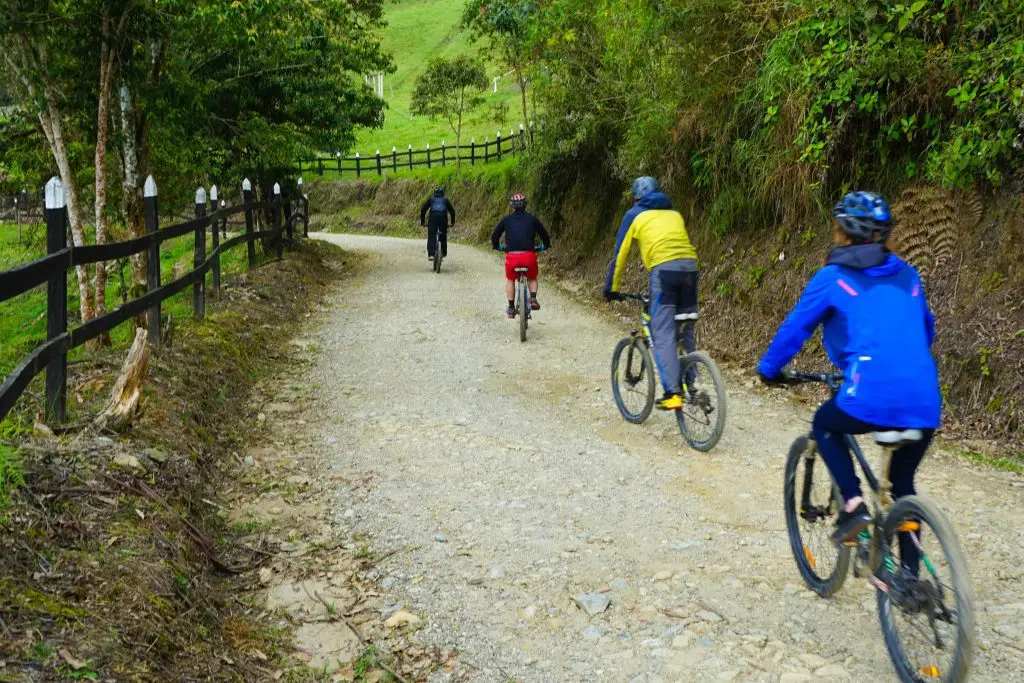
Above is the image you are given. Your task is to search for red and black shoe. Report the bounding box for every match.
[530,297,541,311]
[506,305,516,319]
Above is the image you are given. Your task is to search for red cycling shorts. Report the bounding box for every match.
[504,251,539,280]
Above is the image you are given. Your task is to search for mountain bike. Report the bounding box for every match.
[609,293,726,451]
[779,371,973,683]
[432,226,447,273]
[499,245,546,343]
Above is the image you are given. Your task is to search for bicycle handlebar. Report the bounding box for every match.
[775,370,845,392]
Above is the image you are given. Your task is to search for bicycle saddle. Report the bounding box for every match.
[514,267,530,273]
[873,429,924,446]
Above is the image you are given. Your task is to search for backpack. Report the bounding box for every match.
[430,197,448,215]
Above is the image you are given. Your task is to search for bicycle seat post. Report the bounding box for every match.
[877,446,895,510]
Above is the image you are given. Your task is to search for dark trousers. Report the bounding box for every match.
[649,262,698,394]
[812,396,934,574]
[427,218,448,257]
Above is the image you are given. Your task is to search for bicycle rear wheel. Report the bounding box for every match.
[676,351,726,451]
[877,495,974,683]
[611,336,655,423]
[519,278,529,342]
[783,436,850,596]
[433,247,442,273]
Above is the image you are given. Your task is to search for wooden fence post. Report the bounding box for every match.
[497,130,503,160]
[471,138,476,165]
[44,177,67,423]
[392,146,397,172]
[376,149,382,176]
[355,153,361,178]
[441,141,446,167]
[194,187,207,318]
[426,144,431,169]
[407,144,412,169]
[336,152,342,175]
[273,183,283,260]
[220,199,227,239]
[298,177,309,237]
[144,175,161,345]
[209,184,221,298]
[243,178,256,268]
[317,157,324,177]
[519,123,525,153]
[282,182,294,245]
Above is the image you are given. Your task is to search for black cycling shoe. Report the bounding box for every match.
[831,501,872,544]
[506,305,516,319]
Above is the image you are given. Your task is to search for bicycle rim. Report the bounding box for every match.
[610,337,655,423]
[676,351,727,451]
[877,495,974,683]
[783,436,850,596]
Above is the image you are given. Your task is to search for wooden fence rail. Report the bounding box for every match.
[0,175,311,424]
[297,124,532,179]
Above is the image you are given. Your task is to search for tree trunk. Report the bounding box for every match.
[94,326,151,432]
[119,82,148,304]
[41,88,94,324]
[92,20,116,345]
[515,66,529,127]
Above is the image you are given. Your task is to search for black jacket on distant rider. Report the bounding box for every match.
[490,210,551,252]
[420,196,455,257]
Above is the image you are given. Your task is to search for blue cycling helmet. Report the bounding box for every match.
[433,186,445,197]
[833,191,892,243]
[631,176,660,200]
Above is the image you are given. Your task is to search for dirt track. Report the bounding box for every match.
[278,233,1024,682]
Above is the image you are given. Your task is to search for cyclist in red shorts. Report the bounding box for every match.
[491,193,552,318]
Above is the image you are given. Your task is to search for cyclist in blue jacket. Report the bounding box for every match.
[758,191,941,544]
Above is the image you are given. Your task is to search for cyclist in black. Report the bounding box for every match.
[491,193,551,318]
[420,187,455,261]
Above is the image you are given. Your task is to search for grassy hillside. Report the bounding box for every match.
[353,0,525,155]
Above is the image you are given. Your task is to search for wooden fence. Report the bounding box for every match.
[297,124,532,179]
[0,175,310,424]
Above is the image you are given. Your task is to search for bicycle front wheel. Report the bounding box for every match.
[610,336,655,423]
[783,436,850,596]
[433,247,442,273]
[676,351,726,451]
[877,495,974,683]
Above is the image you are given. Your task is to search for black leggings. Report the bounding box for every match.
[812,397,934,575]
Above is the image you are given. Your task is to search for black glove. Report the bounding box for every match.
[758,369,789,387]
[603,289,620,302]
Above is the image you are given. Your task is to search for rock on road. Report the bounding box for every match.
[304,234,1024,682]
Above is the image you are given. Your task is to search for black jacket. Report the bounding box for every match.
[491,210,551,252]
[420,196,455,227]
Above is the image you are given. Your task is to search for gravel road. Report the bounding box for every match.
[303,233,1024,682]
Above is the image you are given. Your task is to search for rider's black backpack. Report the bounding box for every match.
[430,196,448,215]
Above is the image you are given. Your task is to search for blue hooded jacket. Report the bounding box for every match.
[758,244,941,428]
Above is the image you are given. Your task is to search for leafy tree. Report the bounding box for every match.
[410,56,489,172]
[1,0,391,321]
[461,0,538,125]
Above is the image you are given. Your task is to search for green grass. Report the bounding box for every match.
[0,220,251,402]
[352,0,526,155]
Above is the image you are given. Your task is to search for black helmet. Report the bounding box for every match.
[510,193,527,210]
[631,176,659,200]
[833,191,892,243]
[433,187,444,197]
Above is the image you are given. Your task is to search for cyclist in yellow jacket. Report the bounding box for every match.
[604,176,698,411]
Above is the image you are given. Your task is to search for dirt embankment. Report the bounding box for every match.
[308,176,1024,457]
[0,241,350,682]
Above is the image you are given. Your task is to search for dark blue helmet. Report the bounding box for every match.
[631,176,660,200]
[833,191,892,243]
[433,187,444,197]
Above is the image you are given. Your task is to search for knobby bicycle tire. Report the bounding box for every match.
[611,336,655,423]
[676,351,727,451]
[519,278,529,342]
[783,436,850,596]
[877,495,974,683]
